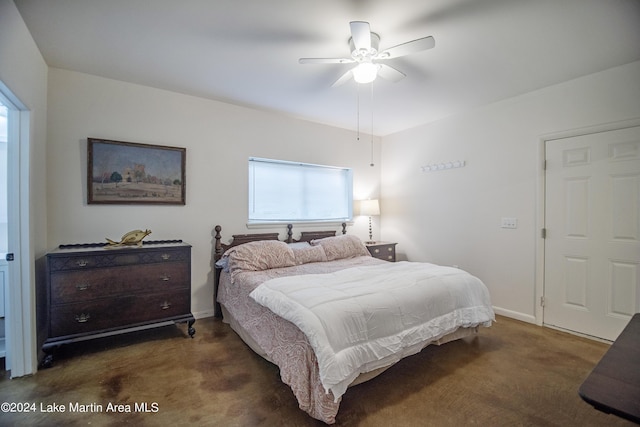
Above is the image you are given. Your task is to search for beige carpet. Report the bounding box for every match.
[0,315,634,426]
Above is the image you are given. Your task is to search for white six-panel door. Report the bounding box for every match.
[544,125,640,341]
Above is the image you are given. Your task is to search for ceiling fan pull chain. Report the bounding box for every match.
[370,139,374,167]
[370,82,374,167]
[356,83,361,141]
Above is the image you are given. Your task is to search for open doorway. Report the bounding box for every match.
[0,80,34,377]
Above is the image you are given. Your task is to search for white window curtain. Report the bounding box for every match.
[248,157,353,223]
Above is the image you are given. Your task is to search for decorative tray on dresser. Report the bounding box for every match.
[37,240,195,368]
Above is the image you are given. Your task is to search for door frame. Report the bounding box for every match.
[0,81,35,377]
[536,117,640,329]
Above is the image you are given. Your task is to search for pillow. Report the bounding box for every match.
[291,244,328,265]
[310,235,371,261]
[227,240,296,281]
[214,256,229,272]
[288,241,312,249]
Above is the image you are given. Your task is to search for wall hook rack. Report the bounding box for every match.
[420,160,466,172]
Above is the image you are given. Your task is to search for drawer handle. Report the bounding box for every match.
[76,260,89,267]
[76,283,91,291]
[75,313,91,323]
[161,253,171,260]
[374,249,380,253]
[387,255,393,260]
[160,301,171,310]
[387,247,393,252]
[160,274,171,282]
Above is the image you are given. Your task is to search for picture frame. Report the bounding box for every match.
[87,138,186,205]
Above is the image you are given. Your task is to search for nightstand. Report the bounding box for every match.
[365,242,397,262]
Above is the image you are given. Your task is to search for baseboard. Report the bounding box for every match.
[493,306,536,324]
[193,309,215,319]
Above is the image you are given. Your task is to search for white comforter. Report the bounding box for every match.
[249,261,495,401]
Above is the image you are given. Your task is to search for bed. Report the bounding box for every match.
[213,224,494,424]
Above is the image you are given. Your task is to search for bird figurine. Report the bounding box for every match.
[106,229,152,247]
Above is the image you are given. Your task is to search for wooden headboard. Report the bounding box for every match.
[293,226,346,243]
[212,222,347,317]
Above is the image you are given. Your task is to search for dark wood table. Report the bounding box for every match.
[579,313,640,424]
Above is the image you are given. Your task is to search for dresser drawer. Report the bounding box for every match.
[47,247,190,272]
[50,262,189,304]
[50,290,191,337]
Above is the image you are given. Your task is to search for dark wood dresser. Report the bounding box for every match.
[38,241,195,367]
[579,313,640,424]
[365,242,397,262]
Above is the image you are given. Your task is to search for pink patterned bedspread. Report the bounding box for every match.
[217,256,385,424]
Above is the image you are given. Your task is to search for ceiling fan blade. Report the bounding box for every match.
[377,64,406,82]
[379,36,435,59]
[299,57,354,64]
[331,69,354,87]
[350,21,371,51]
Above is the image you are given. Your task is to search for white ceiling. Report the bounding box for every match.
[13,0,640,136]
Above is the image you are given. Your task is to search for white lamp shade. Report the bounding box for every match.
[359,199,380,216]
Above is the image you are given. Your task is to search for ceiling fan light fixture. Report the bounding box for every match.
[299,21,435,87]
[353,62,378,84]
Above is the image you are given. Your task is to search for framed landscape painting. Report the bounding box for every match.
[88,138,186,205]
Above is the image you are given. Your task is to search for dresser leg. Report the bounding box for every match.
[40,347,57,369]
[188,319,196,338]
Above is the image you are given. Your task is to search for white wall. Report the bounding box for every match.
[0,0,48,255]
[0,0,49,375]
[46,68,381,318]
[381,60,640,322]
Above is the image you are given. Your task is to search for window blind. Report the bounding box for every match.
[248,157,353,223]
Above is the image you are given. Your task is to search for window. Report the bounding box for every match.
[248,157,353,223]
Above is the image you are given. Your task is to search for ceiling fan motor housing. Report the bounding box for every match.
[349,32,380,62]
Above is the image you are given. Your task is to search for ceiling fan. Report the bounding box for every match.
[299,21,435,87]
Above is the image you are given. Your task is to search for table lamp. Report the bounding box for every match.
[359,199,380,243]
